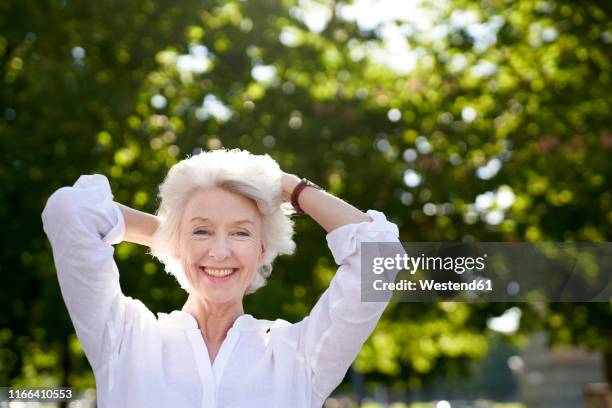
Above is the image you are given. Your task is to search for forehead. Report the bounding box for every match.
[183,187,260,224]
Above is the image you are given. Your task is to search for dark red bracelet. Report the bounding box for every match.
[290,178,321,215]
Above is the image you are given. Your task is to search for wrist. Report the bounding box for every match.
[290,178,323,215]
[281,173,301,202]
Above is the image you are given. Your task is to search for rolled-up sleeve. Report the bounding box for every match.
[298,209,400,407]
[41,174,142,374]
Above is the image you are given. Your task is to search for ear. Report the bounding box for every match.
[259,242,265,264]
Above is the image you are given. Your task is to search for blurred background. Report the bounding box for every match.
[1,0,611,406]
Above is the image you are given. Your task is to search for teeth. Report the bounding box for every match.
[203,267,235,277]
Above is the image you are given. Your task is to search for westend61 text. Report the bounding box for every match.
[373,279,493,292]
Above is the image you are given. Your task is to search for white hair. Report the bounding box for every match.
[149,148,297,295]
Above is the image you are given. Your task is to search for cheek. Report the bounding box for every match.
[235,241,262,265]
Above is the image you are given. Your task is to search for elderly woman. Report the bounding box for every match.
[41,148,399,408]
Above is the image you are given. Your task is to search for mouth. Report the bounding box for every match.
[199,266,239,283]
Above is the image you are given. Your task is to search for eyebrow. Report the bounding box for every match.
[190,217,255,226]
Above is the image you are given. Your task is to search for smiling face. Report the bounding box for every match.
[176,186,265,305]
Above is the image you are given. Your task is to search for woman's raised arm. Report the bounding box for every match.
[280,171,400,407]
[41,174,157,382]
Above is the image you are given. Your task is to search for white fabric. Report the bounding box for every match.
[41,174,400,408]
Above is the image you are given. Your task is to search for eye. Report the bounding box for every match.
[194,229,211,236]
[234,230,251,237]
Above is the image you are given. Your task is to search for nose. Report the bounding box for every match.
[209,234,231,260]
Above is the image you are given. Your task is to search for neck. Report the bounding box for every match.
[181,293,244,344]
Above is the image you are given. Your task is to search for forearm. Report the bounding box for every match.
[281,173,371,233]
[115,202,160,247]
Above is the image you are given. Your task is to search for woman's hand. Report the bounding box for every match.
[280,172,301,203]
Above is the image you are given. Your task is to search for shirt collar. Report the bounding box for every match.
[156,310,285,332]
[157,310,199,330]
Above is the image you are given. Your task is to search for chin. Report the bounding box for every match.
[186,266,254,302]
[190,281,244,303]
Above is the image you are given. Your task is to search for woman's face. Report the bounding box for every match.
[176,186,265,304]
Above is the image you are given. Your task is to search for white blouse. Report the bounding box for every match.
[41,174,400,408]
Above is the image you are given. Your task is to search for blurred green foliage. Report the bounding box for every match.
[1,0,610,397]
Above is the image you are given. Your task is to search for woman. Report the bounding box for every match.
[41,148,399,408]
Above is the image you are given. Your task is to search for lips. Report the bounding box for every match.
[199,266,238,282]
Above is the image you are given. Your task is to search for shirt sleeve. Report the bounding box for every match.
[297,209,400,405]
[41,174,153,375]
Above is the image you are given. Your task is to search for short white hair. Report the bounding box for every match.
[149,148,297,294]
